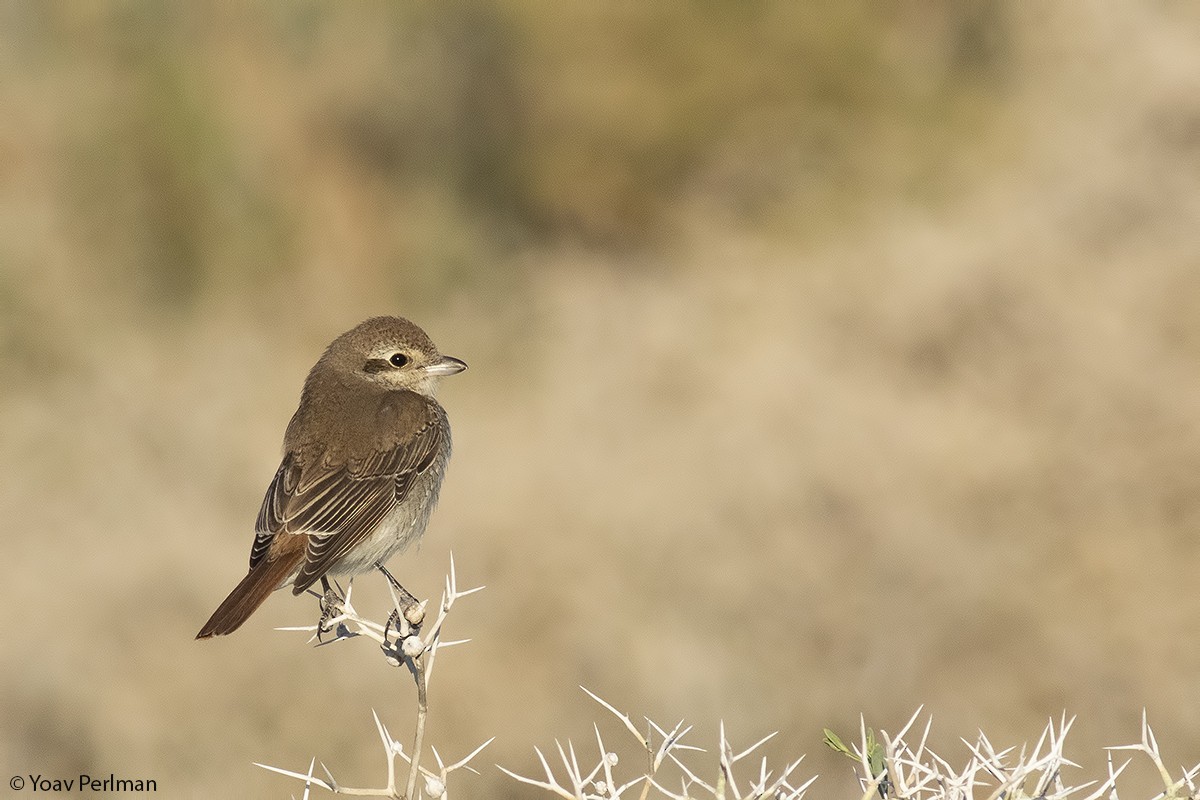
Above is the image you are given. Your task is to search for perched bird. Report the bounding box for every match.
[196,316,466,639]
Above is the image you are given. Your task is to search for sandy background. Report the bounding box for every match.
[2,3,1199,797]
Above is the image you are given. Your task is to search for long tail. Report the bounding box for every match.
[196,551,305,639]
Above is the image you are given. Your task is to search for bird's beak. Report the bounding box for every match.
[423,355,467,376]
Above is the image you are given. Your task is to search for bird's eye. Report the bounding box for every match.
[389,353,410,368]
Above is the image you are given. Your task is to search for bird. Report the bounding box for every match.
[196,316,466,639]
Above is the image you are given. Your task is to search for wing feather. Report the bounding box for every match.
[249,400,444,592]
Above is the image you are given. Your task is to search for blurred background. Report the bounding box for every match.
[2,2,1199,796]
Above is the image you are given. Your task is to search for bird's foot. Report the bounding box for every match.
[316,577,345,641]
[382,608,403,655]
[375,562,425,623]
[381,608,429,666]
[375,561,418,602]
[376,563,428,662]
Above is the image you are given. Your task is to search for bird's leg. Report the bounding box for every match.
[376,562,419,607]
[316,576,344,640]
[376,562,423,654]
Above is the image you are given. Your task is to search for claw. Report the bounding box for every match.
[380,608,406,664]
[315,576,344,642]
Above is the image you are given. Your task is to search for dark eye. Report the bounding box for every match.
[389,353,410,368]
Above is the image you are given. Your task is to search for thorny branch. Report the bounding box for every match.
[255,554,490,799]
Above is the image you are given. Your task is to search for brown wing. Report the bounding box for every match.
[250,409,444,594]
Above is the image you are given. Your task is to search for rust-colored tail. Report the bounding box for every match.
[196,551,304,639]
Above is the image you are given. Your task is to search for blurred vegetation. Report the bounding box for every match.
[4,2,1200,798]
[8,1,1011,309]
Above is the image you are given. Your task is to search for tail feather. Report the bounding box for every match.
[196,551,304,639]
